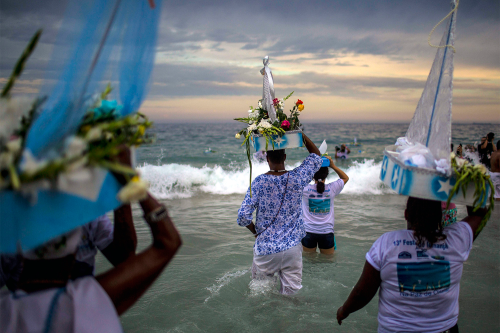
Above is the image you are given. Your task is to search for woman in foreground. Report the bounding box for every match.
[337,197,487,332]
[0,150,182,333]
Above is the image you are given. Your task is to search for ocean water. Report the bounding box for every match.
[95,123,500,332]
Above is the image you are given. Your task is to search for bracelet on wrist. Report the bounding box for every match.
[144,204,168,224]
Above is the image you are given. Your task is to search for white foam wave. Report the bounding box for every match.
[205,270,248,302]
[139,159,390,199]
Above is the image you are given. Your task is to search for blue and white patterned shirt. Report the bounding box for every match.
[237,153,323,256]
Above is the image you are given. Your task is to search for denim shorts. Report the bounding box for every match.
[301,232,336,250]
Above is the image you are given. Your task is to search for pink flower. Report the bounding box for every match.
[281,119,290,130]
[273,98,280,106]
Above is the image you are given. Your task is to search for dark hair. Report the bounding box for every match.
[487,132,494,141]
[313,167,329,193]
[406,197,446,247]
[497,140,500,150]
[450,143,454,152]
[267,149,285,164]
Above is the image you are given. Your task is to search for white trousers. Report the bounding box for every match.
[252,243,303,295]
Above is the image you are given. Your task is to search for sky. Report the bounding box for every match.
[0,0,499,123]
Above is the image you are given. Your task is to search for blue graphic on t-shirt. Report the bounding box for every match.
[398,251,412,259]
[308,198,331,214]
[397,261,450,292]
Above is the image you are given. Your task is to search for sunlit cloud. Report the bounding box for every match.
[0,0,498,123]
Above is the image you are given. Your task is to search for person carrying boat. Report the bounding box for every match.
[0,151,182,333]
[335,144,350,159]
[0,150,138,291]
[336,197,488,333]
[301,156,349,255]
[237,133,322,295]
[490,140,500,201]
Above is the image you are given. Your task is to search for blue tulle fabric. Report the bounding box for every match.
[25,0,162,158]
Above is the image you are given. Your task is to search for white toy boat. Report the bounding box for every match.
[252,130,304,152]
[380,0,491,206]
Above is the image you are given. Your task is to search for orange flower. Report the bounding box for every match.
[298,104,304,111]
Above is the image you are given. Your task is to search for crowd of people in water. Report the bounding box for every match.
[0,132,498,332]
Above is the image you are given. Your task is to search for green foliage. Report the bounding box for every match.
[1,30,42,98]
[283,91,294,101]
[234,92,303,194]
[446,158,494,235]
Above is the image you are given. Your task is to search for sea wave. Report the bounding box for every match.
[139,159,390,199]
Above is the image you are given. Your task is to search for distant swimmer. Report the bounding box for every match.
[490,140,500,201]
[335,144,350,159]
[301,156,349,255]
[204,148,217,154]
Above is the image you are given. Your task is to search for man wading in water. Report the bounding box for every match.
[237,133,322,295]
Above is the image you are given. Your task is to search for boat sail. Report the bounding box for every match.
[406,1,456,161]
[379,0,490,206]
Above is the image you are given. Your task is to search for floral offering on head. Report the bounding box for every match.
[234,91,303,149]
[0,31,153,201]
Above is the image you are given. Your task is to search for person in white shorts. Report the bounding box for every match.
[302,155,349,255]
[336,197,489,333]
[490,140,500,201]
[237,133,322,295]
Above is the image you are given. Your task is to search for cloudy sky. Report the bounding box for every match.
[0,0,498,123]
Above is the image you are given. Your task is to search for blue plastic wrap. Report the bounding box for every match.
[25,0,162,158]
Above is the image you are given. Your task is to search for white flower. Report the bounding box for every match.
[6,138,22,154]
[0,97,34,142]
[450,152,456,159]
[474,164,488,175]
[258,120,272,129]
[117,177,149,203]
[248,110,259,119]
[248,124,257,131]
[235,133,241,139]
[0,152,14,169]
[455,158,467,168]
[85,127,102,141]
[65,137,87,159]
[248,109,253,113]
[20,149,48,176]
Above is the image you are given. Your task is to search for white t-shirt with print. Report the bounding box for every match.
[366,221,473,333]
[302,179,344,234]
[0,276,122,333]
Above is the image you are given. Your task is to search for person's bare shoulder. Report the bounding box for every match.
[491,150,500,172]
